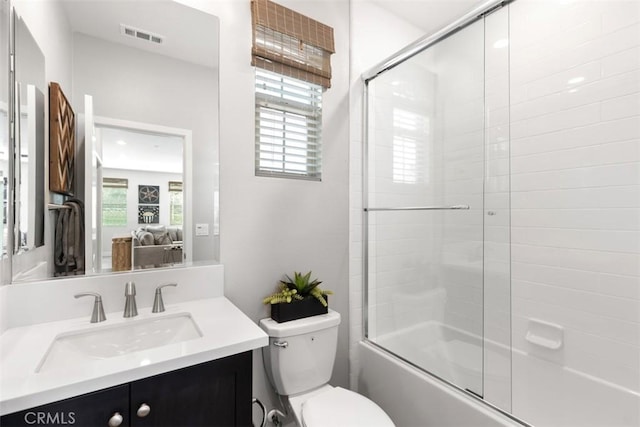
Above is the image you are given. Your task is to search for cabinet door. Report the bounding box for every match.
[0,384,130,427]
[130,352,252,427]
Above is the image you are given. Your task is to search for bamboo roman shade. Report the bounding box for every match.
[168,181,183,192]
[251,0,335,88]
[103,178,128,189]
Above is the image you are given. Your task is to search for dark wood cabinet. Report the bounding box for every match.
[1,352,252,427]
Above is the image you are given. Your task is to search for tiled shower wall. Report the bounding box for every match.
[509,1,640,425]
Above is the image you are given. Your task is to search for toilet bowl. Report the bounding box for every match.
[260,310,394,427]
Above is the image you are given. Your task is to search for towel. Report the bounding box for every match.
[54,198,85,276]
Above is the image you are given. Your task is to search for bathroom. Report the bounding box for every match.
[0,0,638,426]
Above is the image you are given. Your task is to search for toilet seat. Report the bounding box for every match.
[301,387,394,427]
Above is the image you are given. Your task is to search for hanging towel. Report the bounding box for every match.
[54,198,85,276]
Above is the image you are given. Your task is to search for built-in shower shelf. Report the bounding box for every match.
[525,318,564,350]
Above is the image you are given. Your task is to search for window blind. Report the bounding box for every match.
[251,0,335,88]
[255,69,322,180]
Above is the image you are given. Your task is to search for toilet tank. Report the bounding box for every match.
[260,310,341,396]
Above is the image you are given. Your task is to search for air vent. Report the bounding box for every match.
[120,24,164,45]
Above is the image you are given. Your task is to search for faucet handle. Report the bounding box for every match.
[74,292,107,323]
[152,283,177,313]
[124,281,136,296]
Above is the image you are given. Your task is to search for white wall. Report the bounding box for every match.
[71,32,218,263]
[176,0,351,423]
[100,168,182,258]
[509,1,640,425]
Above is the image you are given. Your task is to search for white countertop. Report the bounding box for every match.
[0,297,268,416]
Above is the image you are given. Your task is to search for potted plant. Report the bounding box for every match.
[263,271,333,323]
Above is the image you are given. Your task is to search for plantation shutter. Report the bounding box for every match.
[250,0,335,88]
[255,69,322,180]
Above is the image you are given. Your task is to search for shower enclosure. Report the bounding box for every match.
[361,0,639,425]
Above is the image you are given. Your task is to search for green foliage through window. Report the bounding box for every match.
[102,187,127,227]
[169,190,183,226]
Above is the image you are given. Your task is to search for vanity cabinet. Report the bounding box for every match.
[1,352,252,427]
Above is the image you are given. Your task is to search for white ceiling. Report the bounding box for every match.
[369,0,487,34]
[100,127,183,174]
[60,0,219,69]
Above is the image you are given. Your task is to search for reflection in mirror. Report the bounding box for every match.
[93,123,188,274]
[15,84,45,252]
[0,112,6,256]
[0,0,7,264]
[9,1,219,283]
[10,11,46,283]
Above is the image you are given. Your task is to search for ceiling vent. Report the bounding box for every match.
[120,24,164,45]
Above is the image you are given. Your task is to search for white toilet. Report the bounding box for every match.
[260,310,395,427]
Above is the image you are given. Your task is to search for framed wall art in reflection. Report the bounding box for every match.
[49,82,75,195]
[138,205,159,224]
[138,185,159,204]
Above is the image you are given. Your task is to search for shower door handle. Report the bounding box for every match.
[364,205,470,212]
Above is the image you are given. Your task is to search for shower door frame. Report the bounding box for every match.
[360,0,523,423]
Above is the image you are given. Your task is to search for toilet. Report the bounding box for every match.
[260,310,395,427]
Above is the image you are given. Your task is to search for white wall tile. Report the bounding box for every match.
[510,1,640,423]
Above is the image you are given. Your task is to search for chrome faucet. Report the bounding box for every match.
[152,283,178,313]
[123,281,138,318]
[75,292,107,323]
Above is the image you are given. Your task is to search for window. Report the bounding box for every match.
[255,70,322,180]
[168,181,183,226]
[250,0,334,180]
[102,178,128,227]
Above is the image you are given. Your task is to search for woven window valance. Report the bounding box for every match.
[168,181,183,192]
[251,0,335,88]
[103,178,128,189]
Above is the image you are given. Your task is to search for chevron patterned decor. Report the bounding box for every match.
[49,82,75,195]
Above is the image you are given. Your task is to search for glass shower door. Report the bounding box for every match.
[365,17,486,397]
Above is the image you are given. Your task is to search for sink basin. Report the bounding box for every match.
[36,313,202,373]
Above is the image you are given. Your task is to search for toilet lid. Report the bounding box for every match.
[302,387,395,427]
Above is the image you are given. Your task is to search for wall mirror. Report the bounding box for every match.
[0,0,9,267]
[13,13,45,254]
[9,0,219,283]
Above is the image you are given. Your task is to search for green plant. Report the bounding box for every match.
[263,271,333,307]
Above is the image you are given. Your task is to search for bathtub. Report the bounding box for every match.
[358,321,640,426]
[357,339,522,427]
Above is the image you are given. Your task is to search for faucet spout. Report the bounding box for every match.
[124,281,138,318]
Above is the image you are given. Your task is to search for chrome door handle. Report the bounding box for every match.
[273,340,288,348]
[108,412,123,426]
[137,403,151,417]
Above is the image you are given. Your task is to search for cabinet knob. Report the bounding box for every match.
[137,403,151,418]
[108,412,123,427]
